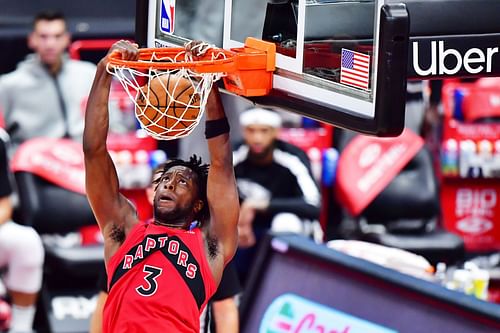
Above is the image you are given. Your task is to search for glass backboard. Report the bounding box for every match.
[136,0,409,136]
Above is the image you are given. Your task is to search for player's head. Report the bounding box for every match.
[152,155,209,228]
[28,11,70,69]
[240,107,282,160]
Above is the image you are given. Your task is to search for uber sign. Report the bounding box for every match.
[409,36,500,79]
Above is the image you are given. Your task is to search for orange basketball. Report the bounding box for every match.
[135,74,201,138]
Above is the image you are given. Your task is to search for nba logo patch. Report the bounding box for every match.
[160,0,175,34]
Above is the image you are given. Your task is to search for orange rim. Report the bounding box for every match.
[108,38,277,97]
[107,47,237,73]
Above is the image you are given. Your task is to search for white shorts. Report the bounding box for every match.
[0,221,44,294]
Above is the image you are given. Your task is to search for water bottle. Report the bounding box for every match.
[434,262,447,286]
[451,269,474,295]
[464,262,490,300]
[477,140,493,178]
[453,88,466,121]
[441,138,459,177]
[322,147,339,187]
[459,140,478,178]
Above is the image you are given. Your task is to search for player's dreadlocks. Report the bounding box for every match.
[153,155,210,224]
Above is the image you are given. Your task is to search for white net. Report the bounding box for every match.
[107,44,226,140]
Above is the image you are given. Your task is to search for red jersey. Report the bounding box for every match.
[103,221,216,333]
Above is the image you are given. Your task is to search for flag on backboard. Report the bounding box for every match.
[340,48,370,90]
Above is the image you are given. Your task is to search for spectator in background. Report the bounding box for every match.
[0,10,96,156]
[0,132,44,333]
[233,108,322,285]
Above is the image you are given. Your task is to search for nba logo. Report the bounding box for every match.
[160,0,175,34]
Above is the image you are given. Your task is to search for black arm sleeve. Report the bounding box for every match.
[0,137,12,198]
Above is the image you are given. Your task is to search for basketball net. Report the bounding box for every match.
[107,42,226,140]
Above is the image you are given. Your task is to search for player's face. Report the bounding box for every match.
[29,19,70,67]
[243,124,277,158]
[153,166,202,224]
[146,168,164,206]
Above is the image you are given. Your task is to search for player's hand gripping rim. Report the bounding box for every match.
[102,40,139,73]
[184,40,214,61]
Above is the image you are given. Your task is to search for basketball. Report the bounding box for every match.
[135,73,201,138]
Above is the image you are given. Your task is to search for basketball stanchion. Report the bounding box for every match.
[106,38,275,140]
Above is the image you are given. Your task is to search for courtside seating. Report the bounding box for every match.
[14,171,103,279]
[336,130,465,265]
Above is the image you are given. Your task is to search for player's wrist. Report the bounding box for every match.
[97,59,111,74]
[205,117,230,139]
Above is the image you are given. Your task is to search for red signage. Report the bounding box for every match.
[336,129,424,216]
[442,180,500,251]
[11,138,86,194]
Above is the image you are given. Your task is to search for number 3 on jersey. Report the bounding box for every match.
[136,265,163,296]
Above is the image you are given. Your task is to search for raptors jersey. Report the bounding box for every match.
[103,221,216,333]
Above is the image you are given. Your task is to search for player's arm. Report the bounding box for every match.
[83,41,139,258]
[205,87,239,266]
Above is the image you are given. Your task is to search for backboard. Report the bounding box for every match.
[136,0,410,136]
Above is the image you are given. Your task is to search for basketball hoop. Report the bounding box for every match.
[106,38,275,140]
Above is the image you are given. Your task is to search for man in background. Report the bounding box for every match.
[0,11,96,156]
[0,132,44,333]
[233,107,322,284]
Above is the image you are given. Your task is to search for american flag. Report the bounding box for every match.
[340,48,370,90]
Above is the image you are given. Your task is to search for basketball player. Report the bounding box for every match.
[83,40,239,332]
[90,163,241,333]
